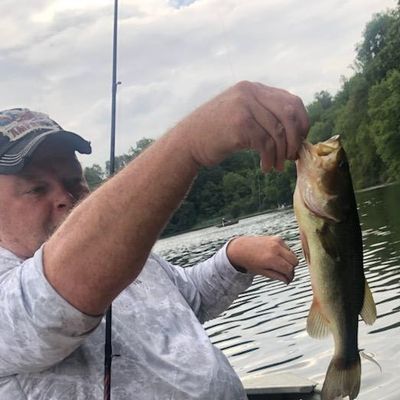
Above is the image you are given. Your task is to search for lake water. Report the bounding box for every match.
[154,184,400,399]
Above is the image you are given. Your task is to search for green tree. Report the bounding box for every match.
[333,74,382,187]
[263,170,292,208]
[356,10,400,84]
[223,172,251,203]
[131,138,155,158]
[106,137,155,174]
[84,164,105,190]
[220,150,257,172]
[187,166,225,218]
[368,69,400,181]
[163,200,197,236]
[307,91,336,143]
[196,180,225,218]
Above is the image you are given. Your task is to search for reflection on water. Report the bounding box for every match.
[154,184,400,399]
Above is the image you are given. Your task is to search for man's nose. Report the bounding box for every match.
[53,184,75,211]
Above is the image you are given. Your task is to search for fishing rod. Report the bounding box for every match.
[104,0,119,399]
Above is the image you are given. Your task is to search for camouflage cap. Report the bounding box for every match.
[0,108,91,174]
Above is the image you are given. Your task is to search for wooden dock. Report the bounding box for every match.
[242,372,321,400]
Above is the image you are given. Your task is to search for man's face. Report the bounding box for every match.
[0,139,89,259]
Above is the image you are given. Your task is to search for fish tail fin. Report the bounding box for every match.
[321,354,361,400]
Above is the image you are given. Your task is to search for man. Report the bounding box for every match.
[0,81,309,399]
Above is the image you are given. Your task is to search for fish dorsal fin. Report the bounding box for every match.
[307,298,330,338]
[360,280,377,325]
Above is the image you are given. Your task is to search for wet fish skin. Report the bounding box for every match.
[293,136,376,400]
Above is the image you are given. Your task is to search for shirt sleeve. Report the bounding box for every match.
[0,245,102,377]
[153,242,254,323]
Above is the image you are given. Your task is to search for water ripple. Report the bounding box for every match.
[247,355,304,373]
[155,184,400,399]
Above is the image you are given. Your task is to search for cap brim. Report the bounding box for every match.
[0,129,92,174]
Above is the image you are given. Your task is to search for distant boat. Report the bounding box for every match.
[216,218,239,228]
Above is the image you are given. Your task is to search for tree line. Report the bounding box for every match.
[84,3,400,236]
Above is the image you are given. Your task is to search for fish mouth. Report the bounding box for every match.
[295,135,345,222]
[315,135,341,157]
[296,135,342,167]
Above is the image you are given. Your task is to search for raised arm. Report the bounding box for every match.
[43,81,309,316]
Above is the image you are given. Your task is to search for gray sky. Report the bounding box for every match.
[0,0,396,168]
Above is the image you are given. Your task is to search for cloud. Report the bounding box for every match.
[0,0,396,168]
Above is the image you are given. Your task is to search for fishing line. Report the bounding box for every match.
[215,4,237,84]
[216,4,264,210]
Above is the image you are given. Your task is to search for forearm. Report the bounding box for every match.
[189,244,253,322]
[44,127,199,315]
[43,81,309,316]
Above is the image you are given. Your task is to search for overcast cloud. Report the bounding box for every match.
[0,0,396,168]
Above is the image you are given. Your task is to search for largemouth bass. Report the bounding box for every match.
[293,135,376,400]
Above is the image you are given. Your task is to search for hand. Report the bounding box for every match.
[176,81,309,172]
[226,235,298,284]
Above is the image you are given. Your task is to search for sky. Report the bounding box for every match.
[0,0,396,168]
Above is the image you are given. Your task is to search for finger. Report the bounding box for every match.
[263,268,292,285]
[271,235,288,248]
[254,84,309,160]
[250,99,286,171]
[279,246,299,266]
[259,135,275,173]
[243,116,275,173]
[273,124,286,171]
[271,237,299,267]
[255,83,310,137]
[281,103,303,160]
[264,256,295,282]
[279,91,310,139]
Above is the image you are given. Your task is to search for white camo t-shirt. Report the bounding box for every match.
[0,243,253,399]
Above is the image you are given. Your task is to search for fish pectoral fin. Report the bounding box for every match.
[307,298,330,339]
[360,280,377,325]
[299,229,311,264]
